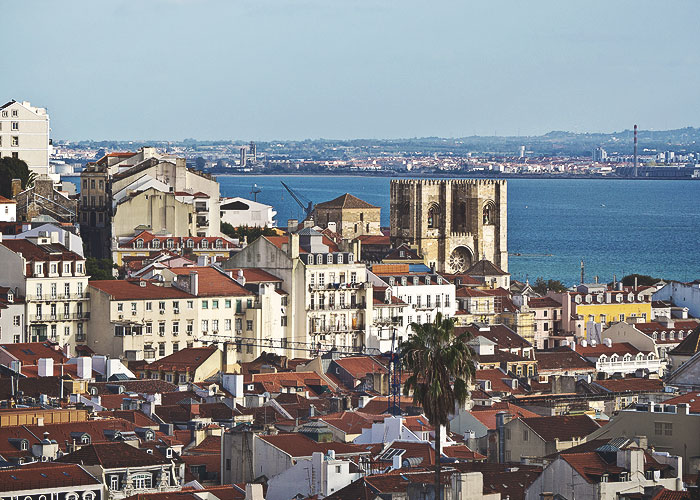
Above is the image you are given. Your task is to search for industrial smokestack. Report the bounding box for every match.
[633,124,638,177]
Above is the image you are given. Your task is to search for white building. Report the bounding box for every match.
[366,267,457,352]
[0,234,88,346]
[0,195,17,222]
[0,100,54,180]
[221,197,277,228]
[654,281,700,319]
[575,339,662,376]
[0,286,25,344]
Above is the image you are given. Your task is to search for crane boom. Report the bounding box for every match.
[281,181,313,219]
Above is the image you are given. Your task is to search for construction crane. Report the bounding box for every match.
[281,181,313,220]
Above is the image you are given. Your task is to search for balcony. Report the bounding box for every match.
[308,282,366,292]
[308,301,366,311]
[311,323,365,334]
[29,312,89,322]
[373,317,403,326]
[29,293,89,302]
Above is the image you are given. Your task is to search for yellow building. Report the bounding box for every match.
[555,289,653,338]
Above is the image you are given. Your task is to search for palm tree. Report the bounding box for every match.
[401,313,476,499]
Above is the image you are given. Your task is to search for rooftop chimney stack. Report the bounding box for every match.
[634,124,638,178]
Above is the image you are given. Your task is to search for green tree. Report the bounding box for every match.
[620,274,660,287]
[532,277,568,295]
[401,314,476,499]
[86,257,117,280]
[221,222,277,242]
[0,157,36,198]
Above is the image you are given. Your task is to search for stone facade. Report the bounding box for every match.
[16,176,78,224]
[390,179,507,273]
[312,193,381,240]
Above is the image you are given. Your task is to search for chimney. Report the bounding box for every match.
[11,179,22,198]
[38,358,54,377]
[604,338,612,348]
[189,271,199,296]
[287,219,298,233]
[633,124,638,178]
[76,357,92,379]
[288,233,299,259]
[237,269,246,286]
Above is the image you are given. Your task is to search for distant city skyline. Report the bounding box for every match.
[6,0,700,141]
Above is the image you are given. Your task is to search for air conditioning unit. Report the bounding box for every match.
[131,311,137,316]
[173,309,180,314]
[159,332,165,337]
[118,314,124,320]
[159,310,165,315]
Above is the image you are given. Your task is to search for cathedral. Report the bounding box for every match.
[389,179,508,273]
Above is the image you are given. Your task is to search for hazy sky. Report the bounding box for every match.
[5,0,700,141]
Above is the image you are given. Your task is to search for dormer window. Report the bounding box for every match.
[20,440,28,451]
[215,239,223,249]
[166,239,174,249]
[337,254,343,264]
[166,448,173,458]
[201,239,208,249]
[401,277,407,286]
[669,331,675,340]
[316,254,323,265]
[661,332,666,340]
[81,434,91,444]
[187,239,194,248]
[348,253,354,263]
[152,239,160,249]
[652,332,657,340]
[678,331,684,339]
[326,254,333,264]
[425,276,431,285]
[413,277,419,286]
[389,277,395,286]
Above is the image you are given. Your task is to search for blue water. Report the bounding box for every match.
[64,175,700,284]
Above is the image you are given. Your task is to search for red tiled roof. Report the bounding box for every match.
[469,403,539,430]
[142,346,219,372]
[576,342,647,357]
[0,195,16,204]
[187,435,221,454]
[592,378,664,393]
[357,235,390,245]
[456,288,495,298]
[258,433,370,458]
[168,266,252,297]
[561,452,625,483]
[334,356,388,379]
[528,297,562,308]
[377,441,436,465]
[123,486,246,500]
[315,193,379,210]
[318,411,384,436]
[520,415,600,442]
[442,444,486,461]
[0,463,100,492]
[652,489,692,500]
[0,342,68,364]
[459,324,531,349]
[89,280,194,300]
[475,369,525,395]
[57,441,171,468]
[661,391,700,412]
[224,268,283,283]
[247,371,336,394]
[634,321,700,344]
[535,350,596,372]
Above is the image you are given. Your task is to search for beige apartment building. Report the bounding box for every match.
[0,235,88,348]
[112,188,197,239]
[0,100,53,179]
[87,266,280,363]
[224,229,374,355]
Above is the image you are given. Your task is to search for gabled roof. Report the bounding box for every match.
[258,433,370,458]
[528,297,562,308]
[0,195,16,204]
[458,324,531,349]
[333,356,389,379]
[670,324,700,356]
[466,260,509,276]
[315,193,379,210]
[0,342,68,365]
[141,346,219,372]
[0,463,100,492]
[562,452,625,483]
[519,415,600,442]
[57,441,170,468]
[576,342,647,357]
[469,403,539,430]
[535,349,596,372]
[168,266,252,297]
[591,378,664,394]
[660,391,700,412]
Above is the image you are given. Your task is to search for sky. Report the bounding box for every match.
[4,0,700,141]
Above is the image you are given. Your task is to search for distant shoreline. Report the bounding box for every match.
[211,172,699,181]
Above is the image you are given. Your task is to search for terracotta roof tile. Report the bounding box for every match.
[315,193,379,210]
[57,441,171,468]
[520,415,600,442]
[168,267,252,297]
[0,463,100,492]
[89,280,194,300]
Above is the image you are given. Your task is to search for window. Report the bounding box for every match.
[13,316,20,326]
[225,299,231,308]
[159,343,166,356]
[159,301,166,312]
[110,475,119,490]
[226,458,231,471]
[505,428,511,440]
[427,203,440,228]
[212,319,219,332]
[172,342,179,352]
[132,473,152,489]
[11,136,19,147]
[117,303,124,312]
[172,321,179,335]
[654,422,663,435]
[350,272,357,284]
[131,302,137,312]
[187,300,194,309]
[247,320,253,331]
[159,322,165,336]
[187,320,193,335]
[523,430,528,441]
[202,320,208,332]
[202,300,208,309]
[146,322,152,335]
[664,423,673,436]
[64,282,70,296]
[318,273,325,287]
[225,319,231,331]
[281,316,288,326]
[212,299,219,309]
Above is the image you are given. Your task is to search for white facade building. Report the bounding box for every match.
[0,195,17,222]
[0,234,88,346]
[221,197,277,228]
[0,100,54,179]
[654,281,700,319]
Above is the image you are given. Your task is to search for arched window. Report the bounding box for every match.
[131,473,152,489]
[326,254,333,264]
[83,493,95,500]
[337,254,343,264]
[348,253,354,263]
[661,332,666,340]
[599,354,607,363]
[81,434,91,444]
[186,239,194,248]
[66,494,78,500]
[669,331,675,340]
[166,239,173,249]
[427,203,440,229]
[135,239,143,249]
[652,332,658,340]
[201,239,208,249]
[215,239,223,249]
[152,239,160,249]
[316,254,323,265]
[20,440,28,451]
[482,201,495,225]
